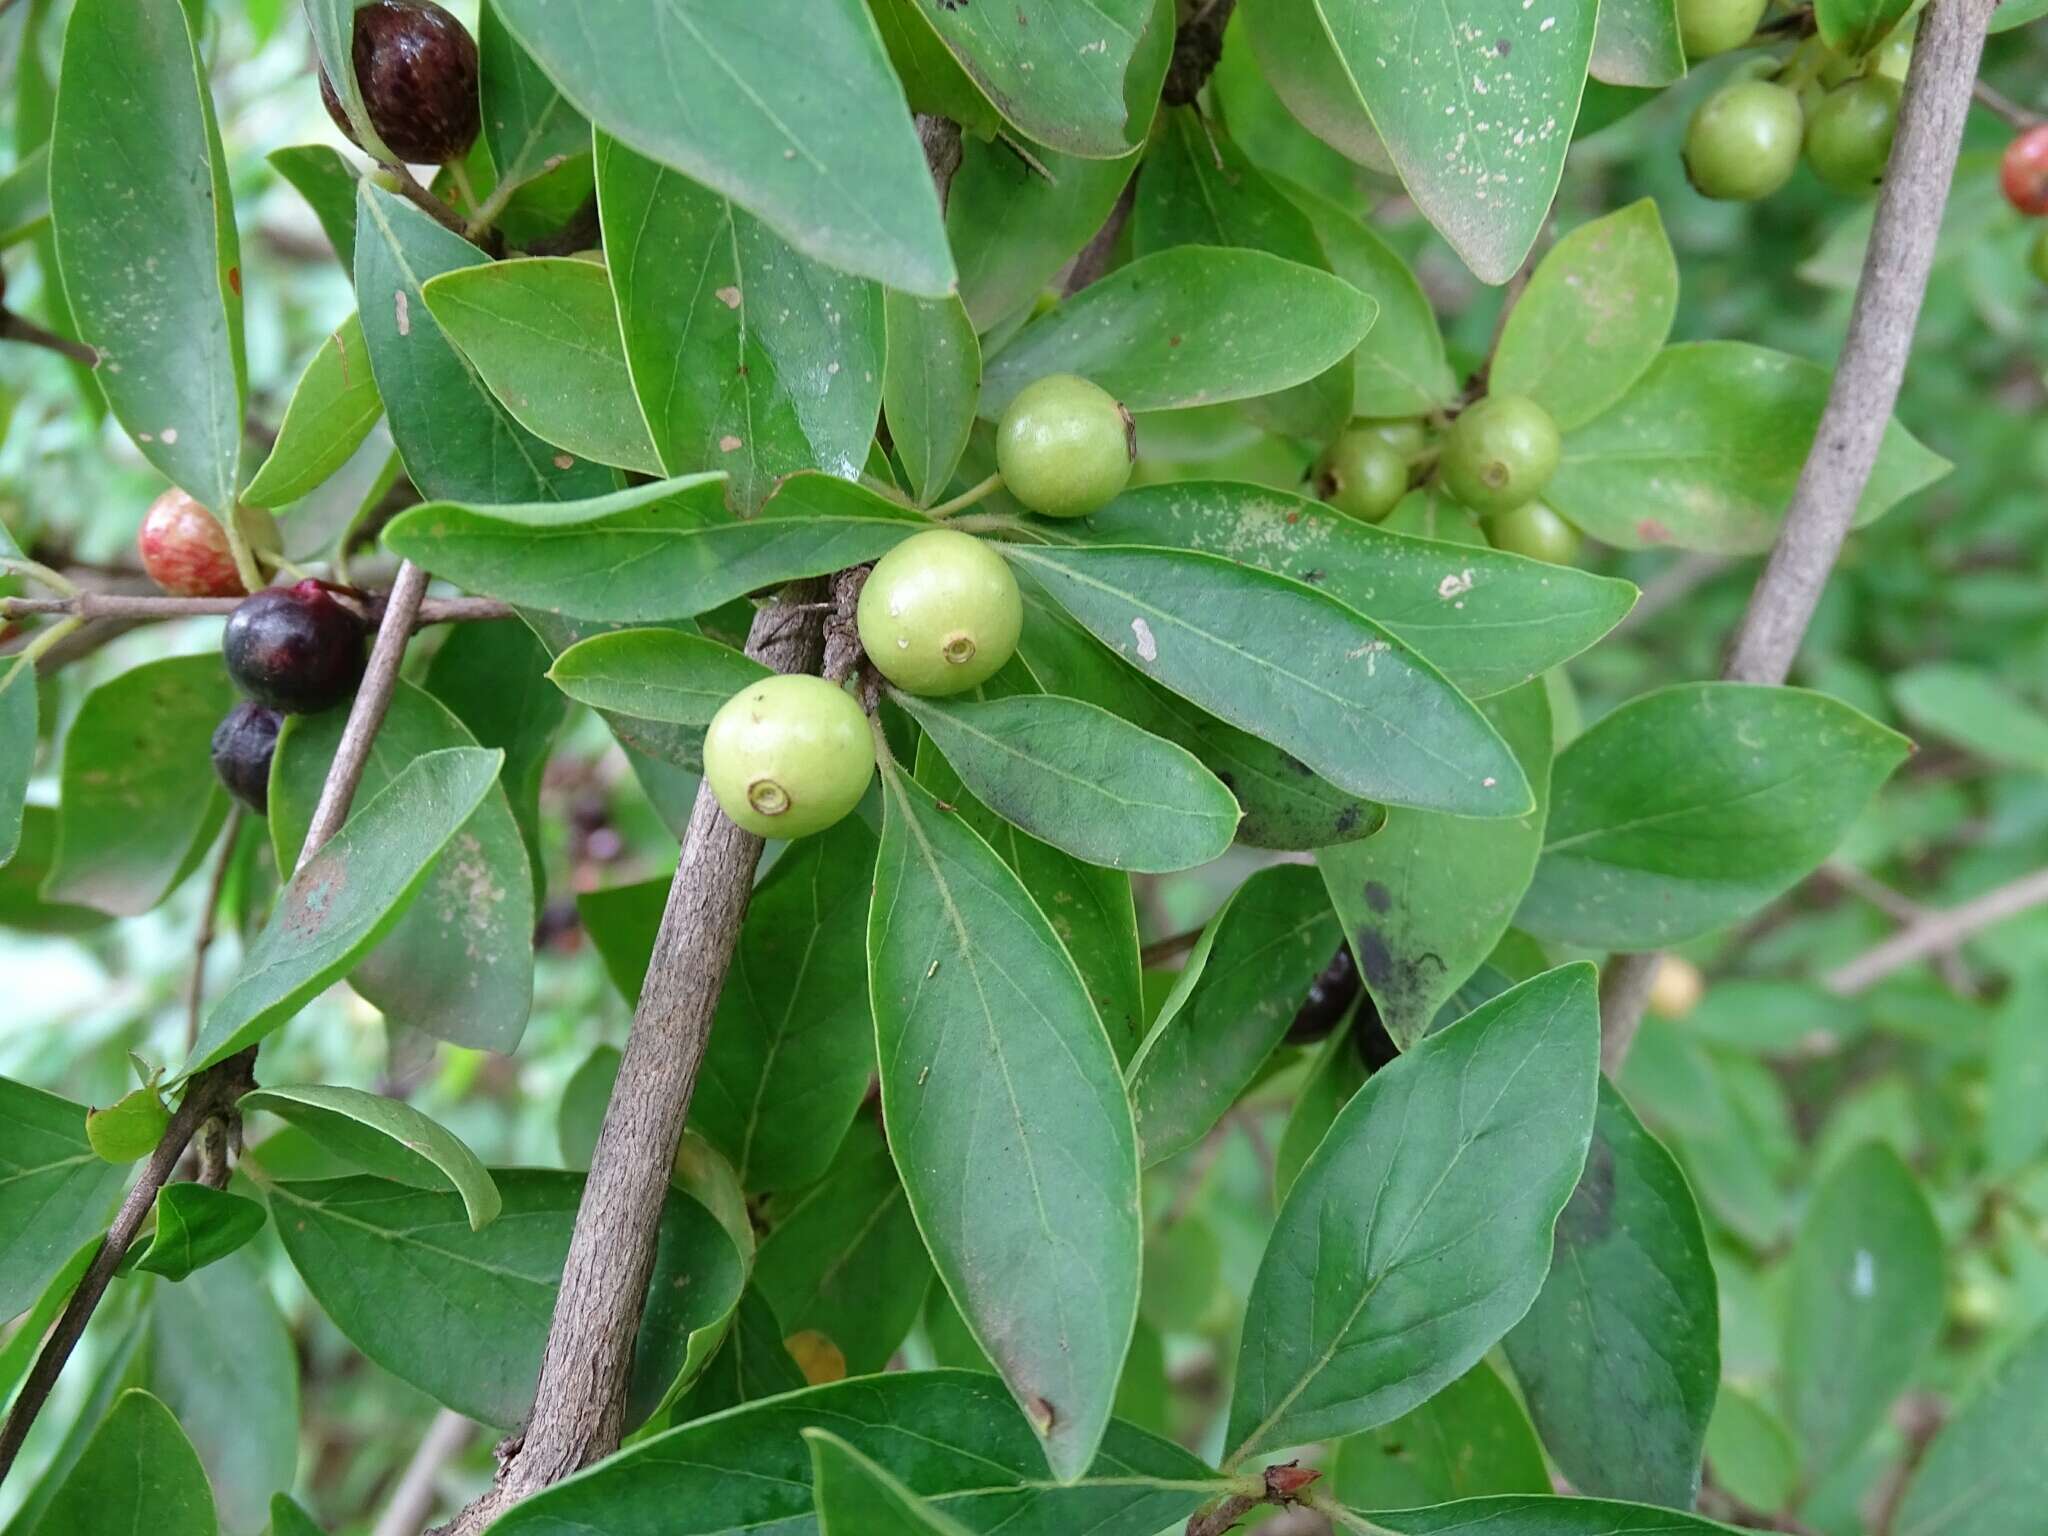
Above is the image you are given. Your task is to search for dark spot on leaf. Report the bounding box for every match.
[1299,568,1326,584]
[1168,335,1182,347]
[1279,751,1314,778]
[1215,770,1236,792]
[1363,881,1392,914]
[1557,1132,1617,1245]
[1353,927,1395,989]
[1495,37,1511,54]
[1333,804,1361,836]
[227,266,241,296]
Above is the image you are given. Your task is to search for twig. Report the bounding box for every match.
[1140,925,1203,967]
[1823,865,2048,994]
[1163,0,1237,106]
[1064,178,1137,296]
[0,592,510,625]
[1971,79,2041,130]
[1187,1466,1322,1536]
[385,162,469,238]
[1865,1392,1945,1536]
[916,115,963,214]
[1600,0,1996,1073]
[0,311,97,368]
[185,809,243,1050]
[302,561,428,858]
[372,1409,476,1536]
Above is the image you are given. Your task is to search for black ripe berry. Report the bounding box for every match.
[1287,943,1363,1044]
[222,580,366,715]
[319,0,480,166]
[211,702,282,815]
[1353,991,1400,1074]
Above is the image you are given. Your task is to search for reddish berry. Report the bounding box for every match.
[138,489,244,597]
[319,0,480,166]
[210,701,282,814]
[1287,944,1362,1043]
[222,580,367,714]
[2001,125,2048,215]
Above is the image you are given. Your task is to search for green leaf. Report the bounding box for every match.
[271,688,533,1054]
[1072,481,1635,699]
[0,659,33,867]
[895,690,1239,873]
[478,2,592,193]
[1280,178,1458,417]
[1005,544,1529,817]
[186,747,504,1075]
[980,247,1377,417]
[240,1083,502,1231]
[884,291,981,507]
[1814,0,1913,56]
[269,1498,323,1536]
[1330,1363,1550,1509]
[481,1371,1225,1535]
[1518,684,1910,950]
[45,655,236,916]
[870,0,1004,134]
[593,132,885,512]
[0,808,112,935]
[902,0,1150,157]
[549,629,769,729]
[807,1429,973,1536]
[1225,964,1600,1462]
[129,1183,267,1280]
[0,1079,125,1321]
[754,1119,932,1376]
[1274,1023,1369,1205]
[1706,1388,1800,1513]
[1239,0,1395,175]
[0,145,50,249]
[422,258,659,474]
[1591,0,1687,86]
[1128,865,1341,1166]
[267,144,360,267]
[1896,1317,2048,1536]
[243,313,385,509]
[51,0,242,514]
[1492,201,1677,431]
[384,472,924,623]
[354,182,617,504]
[1308,0,1597,284]
[665,1286,807,1425]
[1548,343,1951,554]
[1988,974,2048,1179]
[0,1238,96,1404]
[302,0,394,162]
[871,767,1141,1481]
[491,0,953,296]
[1501,1081,1719,1507]
[1783,1142,1943,1485]
[271,1170,741,1430]
[33,1390,216,1536]
[1319,681,1552,1048]
[1892,663,2048,773]
[947,138,1136,332]
[147,1249,299,1534]
[1346,1495,1741,1536]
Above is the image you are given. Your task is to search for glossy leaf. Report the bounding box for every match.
[980,247,1377,417]
[384,472,924,622]
[884,291,980,506]
[754,1119,932,1375]
[871,0,1004,135]
[1331,1363,1550,1509]
[423,258,659,473]
[1006,543,1529,817]
[186,748,504,1074]
[549,629,769,729]
[1073,481,1636,700]
[1783,1143,1943,1485]
[905,0,1150,157]
[1548,344,1951,554]
[594,133,885,511]
[478,1,592,193]
[896,690,1238,873]
[948,138,1137,332]
[272,1170,742,1429]
[1815,0,1914,57]
[33,1390,216,1536]
[267,144,359,266]
[51,0,242,513]
[870,766,1141,1480]
[1225,964,1600,1461]
[1128,865,1341,1166]
[1591,0,1687,86]
[666,1286,807,1424]
[240,1083,502,1230]
[1492,201,1677,431]
[354,183,616,504]
[807,1429,971,1536]
[1320,682,1551,1048]
[1896,1318,2048,1536]
[0,659,32,867]
[0,1079,125,1320]
[1502,1081,1720,1507]
[243,313,384,509]
[491,0,953,295]
[271,688,532,1054]
[1518,684,1910,950]
[482,1371,1225,1534]
[1344,1495,1746,1536]
[130,1183,267,1280]
[45,655,235,916]
[1240,0,1395,174]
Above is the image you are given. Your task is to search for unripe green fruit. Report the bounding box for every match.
[2030,227,2048,286]
[1315,427,1409,521]
[703,674,874,838]
[858,529,1022,697]
[1684,80,1804,201]
[1354,417,1429,458]
[1677,0,1767,58]
[1485,501,1580,565]
[995,373,1135,518]
[87,1086,170,1163]
[1871,30,1912,82]
[1805,77,1901,193]
[1440,394,1560,515]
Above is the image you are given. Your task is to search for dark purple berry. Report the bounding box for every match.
[211,702,282,815]
[222,580,366,715]
[319,0,480,166]
[1287,943,1362,1044]
[1353,991,1399,1073]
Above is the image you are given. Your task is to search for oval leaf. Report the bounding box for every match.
[35,1390,215,1536]
[0,1079,126,1321]
[884,290,981,507]
[904,0,1150,157]
[1896,1319,2048,1536]
[807,1429,971,1536]
[244,313,385,509]
[549,629,770,728]
[1331,1363,1550,1508]
[129,1183,268,1281]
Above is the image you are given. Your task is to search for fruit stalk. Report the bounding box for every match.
[0,590,511,623]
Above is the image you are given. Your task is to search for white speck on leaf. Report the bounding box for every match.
[718,435,743,452]
[394,290,410,336]
[1131,617,1157,662]
[1852,1249,1876,1297]
[715,285,742,309]
[1438,569,1475,599]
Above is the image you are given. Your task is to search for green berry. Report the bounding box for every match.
[1871,29,1913,82]
[87,1086,171,1163]
[1316,426,1410,521]
[995,373,1135,518]
[704,674,874,839]
[1354,417,1429,459]
[2029,227,2048,286]
[1805,77,1901,193]
[857,529,1022,697]
[1485,501,1580,565]
[1684,80,1804,201]
[1676,0,1767,58]
[1440,394,1560,515]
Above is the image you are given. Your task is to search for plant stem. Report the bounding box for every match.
[0,310,98,367]
[385,162,469,238]
[302,561,428,857]
[1824,865,2048,994]
[0,616,80,691]
[185,809,243,1051]
[925,471,1004,519]
[0,557,79,596]
[0,591,510,625]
